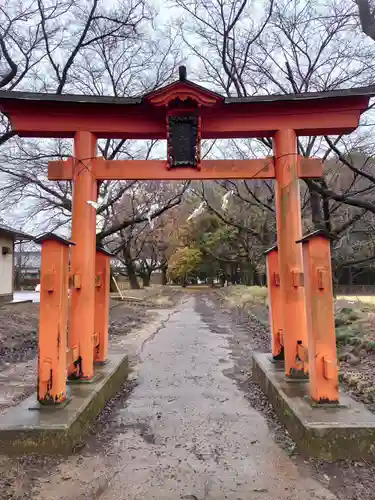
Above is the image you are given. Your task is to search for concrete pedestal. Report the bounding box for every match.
[253,352,375,460]
[0,351,129,454]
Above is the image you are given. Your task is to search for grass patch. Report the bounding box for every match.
[337,295,375,307]
[220,285,268,309]
[336,326,357,344]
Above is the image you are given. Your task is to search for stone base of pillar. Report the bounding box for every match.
[253,352,375,461]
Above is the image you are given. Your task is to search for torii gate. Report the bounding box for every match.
[0,67,373,408]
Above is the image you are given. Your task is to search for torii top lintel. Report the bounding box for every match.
[144,66,224,108]
[0,66,374,139]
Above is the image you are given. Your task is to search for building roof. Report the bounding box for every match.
[0,222,33,241]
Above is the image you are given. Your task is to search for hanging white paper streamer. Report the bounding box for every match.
[187,201,206,221]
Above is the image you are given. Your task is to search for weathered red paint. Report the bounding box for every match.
[0,88,369,139]
[48,157,323,181]
[68,131,97,380]
[265,246,284,360]
[94,249,110,364]
[38,238,70,404]
[300,232,339,403]
[274,129,309,378]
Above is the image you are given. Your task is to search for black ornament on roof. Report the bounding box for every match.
[179,65,187,82]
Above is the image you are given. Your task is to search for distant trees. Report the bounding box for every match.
[168,247,203,285]
[107,185,187,289]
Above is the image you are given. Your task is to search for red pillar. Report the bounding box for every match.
[273,129,308,378]
[299,230,339,404]
[94,247,111,364]
[69,131,97,380]
[36,234,73,404]
[264,245,284,361]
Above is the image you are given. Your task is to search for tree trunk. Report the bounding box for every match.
[127,265,140,289]
[142,272,151,287]
[219,270,225,287]
[309,188,324,229]
[109,268,117,292]
[122,246,140,289]
[322,190,332,232]
[231,265,239,285]
[161,266,168,285]
[14,252,22,290]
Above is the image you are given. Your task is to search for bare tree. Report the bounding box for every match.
[105,182,187,288]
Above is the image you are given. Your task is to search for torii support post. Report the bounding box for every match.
[94,247,111,364]
[273,129,308,379]
[69,131,97,380]
[36,234,74,405]
[298,230,339,404]
[264,245,284,362]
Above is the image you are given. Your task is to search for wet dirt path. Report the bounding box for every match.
[32,296,336,500]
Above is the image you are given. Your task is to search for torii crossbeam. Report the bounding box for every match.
[48,157,323,181]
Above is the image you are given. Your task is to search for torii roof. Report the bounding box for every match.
[0,66,374,139]
[1,82,374,107]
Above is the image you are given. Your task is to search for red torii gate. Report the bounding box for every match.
[0,67,373,407]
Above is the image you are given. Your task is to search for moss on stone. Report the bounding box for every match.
[0,355,129,455]
[252,355,375,461]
